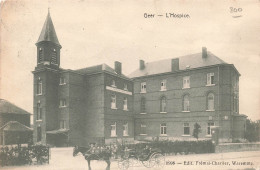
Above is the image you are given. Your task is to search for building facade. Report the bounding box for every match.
[33,12,134,146]
[32,12,246,146]
[129,49,246,142]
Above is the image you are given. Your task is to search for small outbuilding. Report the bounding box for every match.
[0,99,32,145]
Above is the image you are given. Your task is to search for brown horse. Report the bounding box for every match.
[73,146,112,170]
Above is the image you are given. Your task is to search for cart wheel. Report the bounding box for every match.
[128,157,138,167]
[142,155,156,168]
[150,153,165,168]
[118,159,130,170]
[142,160,153,168]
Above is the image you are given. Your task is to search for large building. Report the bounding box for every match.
[33,12,246,146]
[129,50,246,143]
[32,12,134,146]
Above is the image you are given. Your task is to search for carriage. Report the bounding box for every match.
[117,145,165,169]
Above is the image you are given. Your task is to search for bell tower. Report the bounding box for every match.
[33,11,61,144]
[35,10,62,69]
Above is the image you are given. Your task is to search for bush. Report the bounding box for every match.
[122,140,215,155]
[0,144,49,167]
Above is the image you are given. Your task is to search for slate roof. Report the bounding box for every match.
[36,11,61,46]
[0,99,31,115]
[128,51,227,78]
[0,121,32,132]
[74,64,129,79]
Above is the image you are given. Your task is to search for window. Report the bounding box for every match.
[183,76,190,88]
[111,94,116,109]
[140,124,147,135]
[38,48,43,63]
[59,99,66,107]
[207,122,215,135]
[51,49,57,64]
[60,120,66,129]
[37,127,42,142]
[160,96,167,113]
[233,76,239,91]
[207,93,215,111]
[111,80,116,87]
[123,97,128,110]
[111,122,117,137]
[183,95,190,111]
[36,79,42,95]
[160,123,167,135]
[183,123,190,135]
[59,77,66,85]
[141,97,146,113]
[36,103,42,120]
[207,73,214,85]
[161,80,167,91]
[123,123,128,136]
[124,84,128,91]
[141,82,146,93]
[233,94,238,113]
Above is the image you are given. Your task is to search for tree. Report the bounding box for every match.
[245,119,260,142]
[193,123,202,140]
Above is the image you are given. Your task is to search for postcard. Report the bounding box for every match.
[0,0,259,169]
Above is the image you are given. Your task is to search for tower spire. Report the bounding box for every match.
[36,10,61,47]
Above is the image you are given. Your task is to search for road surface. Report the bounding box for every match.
[1,147,260,170]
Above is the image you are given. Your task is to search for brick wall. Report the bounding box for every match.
[84,73,105,144]
[33,68,59,144]
[133,65,240,141]
[104,73,134,142]
[60,71,86,146]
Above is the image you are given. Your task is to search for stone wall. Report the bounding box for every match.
[216,143,260,153]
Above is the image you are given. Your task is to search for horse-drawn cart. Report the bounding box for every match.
[118,146,165,169]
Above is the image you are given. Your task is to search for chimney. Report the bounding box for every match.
[139,60,145,70]
[171,58,179,72]
[114,61,122,75]
[202,47,207,58]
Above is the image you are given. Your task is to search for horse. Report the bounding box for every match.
[73,145,112,170]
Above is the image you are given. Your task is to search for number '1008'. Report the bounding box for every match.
[230,7,242,13]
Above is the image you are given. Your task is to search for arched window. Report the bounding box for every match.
[123,123,128,136]
[36,79,42,95]
[123,97,128,110]
[38,48,43,63]
[160,96,167,113]
[51,48,57,64]
[207,93,214,111]
[183,95,190,111]
[111,122,117,137]
[141,97,146,113]
[111,94,116,109]
[160,123,167,135]
[37,102,42,120]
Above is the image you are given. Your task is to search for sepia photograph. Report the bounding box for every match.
[0,0,260,169]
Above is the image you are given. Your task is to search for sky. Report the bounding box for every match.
[0,0,260,121]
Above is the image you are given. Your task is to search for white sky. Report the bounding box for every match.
[0,0,260,120]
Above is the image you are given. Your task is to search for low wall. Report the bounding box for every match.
[216,142,260,153]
